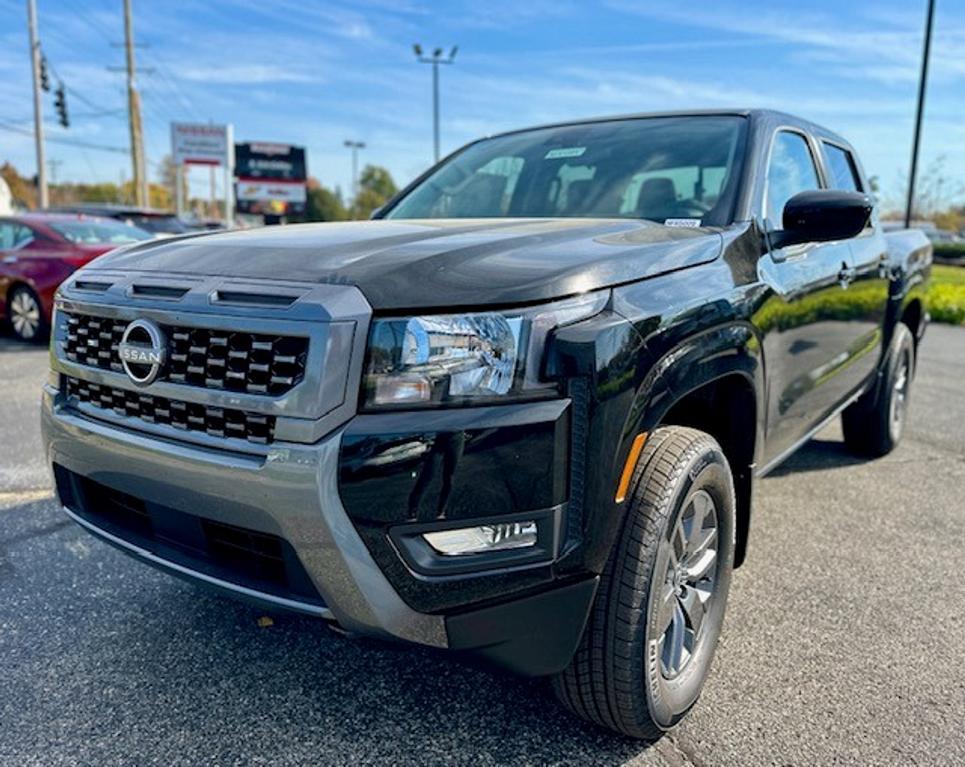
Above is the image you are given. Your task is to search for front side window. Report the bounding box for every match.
[822,142,862,192]
[765,131,821,228]
[385,116,747,226]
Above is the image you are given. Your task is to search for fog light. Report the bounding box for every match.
[423,521,538,556]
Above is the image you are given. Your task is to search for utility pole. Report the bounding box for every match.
[26,0,48,208]
[47,158,62,185]
[905,0,936,228]
[343,140,365,204]
[123,0,148,207]
[413,44,457,163]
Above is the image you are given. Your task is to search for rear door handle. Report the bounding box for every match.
[2,255,17,264]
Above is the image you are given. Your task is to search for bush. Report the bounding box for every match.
[929,265,965,326]
[929,284,965,325]
[934,242,965,262]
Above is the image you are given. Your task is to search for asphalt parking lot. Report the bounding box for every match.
[1,326,963,766]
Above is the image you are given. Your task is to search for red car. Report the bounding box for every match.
[0,213,151,342]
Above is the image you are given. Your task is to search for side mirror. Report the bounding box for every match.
[769,190,873,250]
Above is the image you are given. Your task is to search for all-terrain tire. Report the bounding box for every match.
[842,322,915,457]
[552,426,736,739]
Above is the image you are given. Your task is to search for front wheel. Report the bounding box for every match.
[842,322,915,457]
[553,426,736,739]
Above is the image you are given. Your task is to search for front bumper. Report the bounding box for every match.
[42,387,597,675]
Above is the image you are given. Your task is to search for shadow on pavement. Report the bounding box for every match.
[0,329,47,352]
[768,437,871,477]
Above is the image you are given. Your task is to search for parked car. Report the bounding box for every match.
[43,110,931,739]
[46,204,192,237]
[0,213,152,342]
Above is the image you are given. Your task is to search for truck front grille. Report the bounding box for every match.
[63,312,308,395]
[64,376,275,444]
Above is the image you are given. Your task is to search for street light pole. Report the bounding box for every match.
[343,140,366,203]
[26,0,48,208]
[905,0,936,228]
[413,44,457,163]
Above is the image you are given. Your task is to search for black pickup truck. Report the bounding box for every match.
[43,110,931,739]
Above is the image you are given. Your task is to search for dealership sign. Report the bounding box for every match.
[234,142,308,215]
[236,180,307,203]
[171,123,230,166]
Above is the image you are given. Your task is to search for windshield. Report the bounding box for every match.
[50,220,153,244]
[385,116,746,226]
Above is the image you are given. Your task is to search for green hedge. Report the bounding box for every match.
[934,242,965,261]
[930,265,965,326]
[751,266,965,331]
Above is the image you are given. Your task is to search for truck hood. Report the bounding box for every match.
[88,218,723,310]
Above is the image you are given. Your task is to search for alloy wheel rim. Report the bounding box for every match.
[890,352,910,436]
[656,489,719,679]
[10,291,40,340]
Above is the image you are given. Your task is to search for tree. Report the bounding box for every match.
[933,207,965,234]
[305,182,348,222]
[157,154,187,209]
[889,154,965,221]
[1,162,37,209]
[350,164,398,219]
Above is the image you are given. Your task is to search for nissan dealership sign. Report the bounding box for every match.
[171,123,230,166]
[234,142,308,216]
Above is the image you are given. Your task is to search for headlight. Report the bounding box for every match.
[363,291,609,408]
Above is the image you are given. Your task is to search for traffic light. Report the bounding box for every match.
[40,54,50,91]
[54,84,68,128]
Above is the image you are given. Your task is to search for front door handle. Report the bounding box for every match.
[877,254,891,279]
[837,262,856,288]
[1,255,17,264]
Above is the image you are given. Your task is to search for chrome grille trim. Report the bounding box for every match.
[63,311,309,395]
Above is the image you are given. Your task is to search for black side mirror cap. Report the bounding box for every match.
[769,190,873,250]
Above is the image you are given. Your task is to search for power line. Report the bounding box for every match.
[0,120,127,154]
[43,56,124,116]
[70,7,116,44]
[143,55,202,120]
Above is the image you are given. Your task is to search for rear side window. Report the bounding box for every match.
[765,131,821,228]
[822,142,862,192]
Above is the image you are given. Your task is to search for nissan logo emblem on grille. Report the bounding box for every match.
[118,319,167,385]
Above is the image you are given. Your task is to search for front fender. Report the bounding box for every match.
[553,310,764,576]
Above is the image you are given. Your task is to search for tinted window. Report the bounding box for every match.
[766,132,821,227]
[49,220,152,244]
[822,142,862,192]
[387,116,746,226]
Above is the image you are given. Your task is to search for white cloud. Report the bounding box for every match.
[172,64,321,85]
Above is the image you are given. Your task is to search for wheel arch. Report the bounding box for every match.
[626,323,764,568]
[900,297,924,353]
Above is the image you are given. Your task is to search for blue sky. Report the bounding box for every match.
[1,0,963,209]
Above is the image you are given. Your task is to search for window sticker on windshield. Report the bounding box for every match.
[544,147,586,160]
[664,218,702,228]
